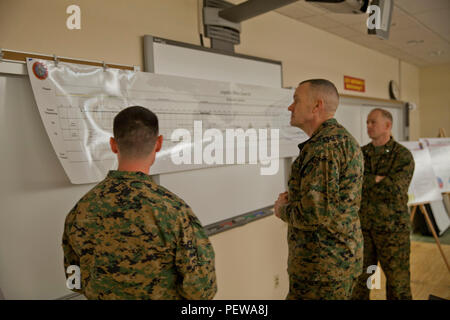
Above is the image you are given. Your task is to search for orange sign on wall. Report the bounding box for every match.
[344,76,365,92]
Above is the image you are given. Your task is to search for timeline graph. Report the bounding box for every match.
[27,58,307,184]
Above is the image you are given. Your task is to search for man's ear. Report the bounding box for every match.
[110,137,119,154]
[155,135,163,153]
[386,120,392,131]
[313,98,323,114]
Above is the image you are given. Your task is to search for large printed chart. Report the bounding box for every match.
[420,138,450,193]
[27,58,307,184]
[399,141,442,205]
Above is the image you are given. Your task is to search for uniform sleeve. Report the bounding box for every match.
[62,208,83,294]
[361,149,376,191]
[280,150,339,230]
[175,207,217,300]
[366,148,414,197]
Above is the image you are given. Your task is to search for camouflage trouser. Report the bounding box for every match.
[352,229,412,300]
[286,275,356,300]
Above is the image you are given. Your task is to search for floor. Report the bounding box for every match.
[411,228,450,245]
[370,241,450,300]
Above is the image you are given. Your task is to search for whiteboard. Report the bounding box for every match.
[145,36,283,88]
[144,37,294,231]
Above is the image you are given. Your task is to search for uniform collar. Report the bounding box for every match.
[298,118,338,150]
[371,136,395,153]
[386,136,395,148]
[107,170,154,183]
[310,118,338,139]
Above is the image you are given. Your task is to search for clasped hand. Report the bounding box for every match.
[274,191,289,218]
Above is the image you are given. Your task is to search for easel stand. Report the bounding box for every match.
[410,202,450,273]
[437,128,447,138]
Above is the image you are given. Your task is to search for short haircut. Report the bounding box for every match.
[299,79,339,113]
[370,108,393,124]
[113,106,159,159]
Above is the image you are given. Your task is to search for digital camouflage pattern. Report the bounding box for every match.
[358,138,415,232]
[279,118,364,299]
[62,170,217,300]
[352,138,414,300]
[352,230,412,300]
[287,274,356,300]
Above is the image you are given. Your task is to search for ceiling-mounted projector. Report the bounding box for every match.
[305,0,370,14]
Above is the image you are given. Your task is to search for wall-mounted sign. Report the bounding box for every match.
[344,76,365,92]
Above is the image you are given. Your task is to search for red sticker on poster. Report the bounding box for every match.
[32,61,48,80]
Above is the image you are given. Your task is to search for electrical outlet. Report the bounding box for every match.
[274,275,279,288]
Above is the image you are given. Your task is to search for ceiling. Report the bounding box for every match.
[275,0,450,67]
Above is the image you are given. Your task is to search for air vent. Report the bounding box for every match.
[204,0,241,52]
[205,25,240,44]
[205,0,233,9]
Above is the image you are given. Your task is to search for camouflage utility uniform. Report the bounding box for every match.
[352,137,414,300]
[280,118,364,300]
[63,171,217,300]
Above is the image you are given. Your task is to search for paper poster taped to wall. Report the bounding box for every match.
[26,58,307,184]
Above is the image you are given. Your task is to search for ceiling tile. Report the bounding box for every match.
[395,0,449,14]
[386,26,444,48]
[415,10,450,39]
[408,42,450,60]
[275,1,450,66]
[326,12,368,26]
[390,7,421,30]
[348,22,370,35]
[275,2,318,20]
[425,54,450,66]
[300,14,342,30]
[326,25,361,38]
[378,45,410,58]
[346,35,376,47]
[300,1,330,15]
[403,44,450,63]
[397,52,429,66]
[349,35,392,50]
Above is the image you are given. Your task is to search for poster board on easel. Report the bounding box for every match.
[399,140,450,273]
[419,137,450,194]
[435,129,450,216]
[419,136,450,231]
[398,141,442,205]
[399,140,449,235]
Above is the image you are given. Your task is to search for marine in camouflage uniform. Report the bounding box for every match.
[352,136,414,300]
[62,106,217,300]
[279,118,364,300]
[63,171,217,300]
